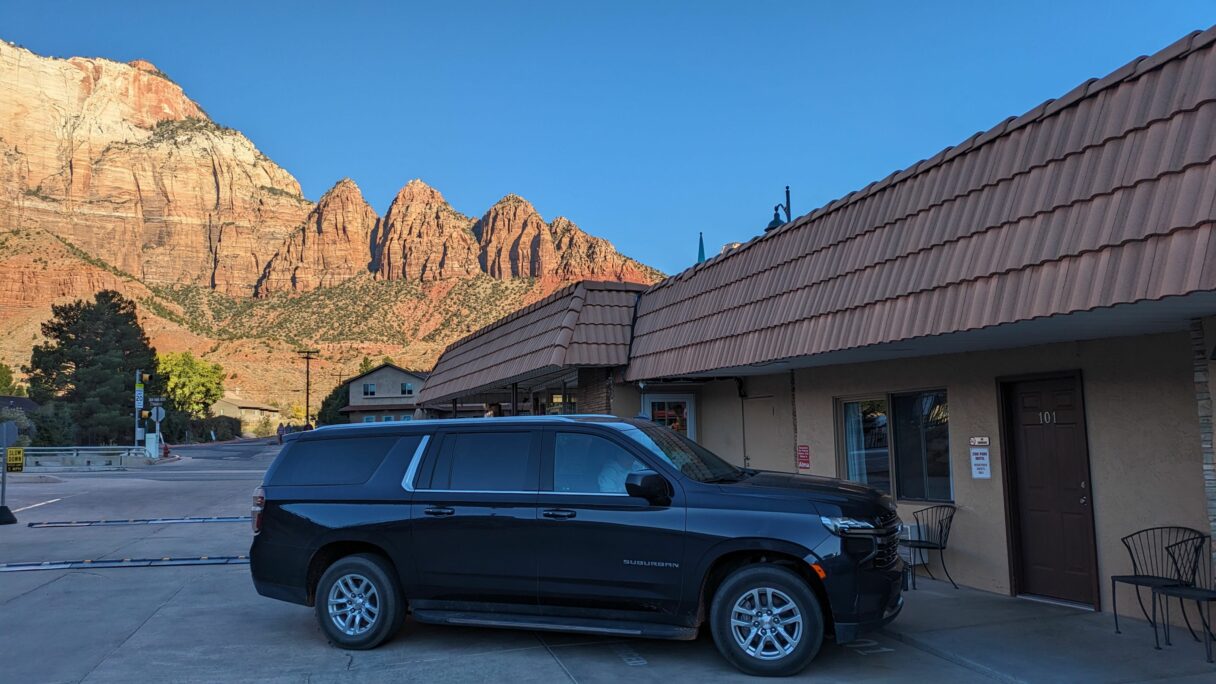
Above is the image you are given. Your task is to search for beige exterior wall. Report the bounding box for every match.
[789,331,1207,614]
[609,377,796,471]
[348,367,425,410]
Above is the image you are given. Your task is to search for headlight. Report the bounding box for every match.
[820,515,877,535]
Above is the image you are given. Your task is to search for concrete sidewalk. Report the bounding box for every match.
[884,579,1214,683]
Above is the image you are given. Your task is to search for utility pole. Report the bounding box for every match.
[297,350,320,427]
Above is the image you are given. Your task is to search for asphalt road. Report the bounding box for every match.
[0,440,990,683]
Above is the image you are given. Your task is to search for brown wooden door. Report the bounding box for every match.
[1004,375,1098,606]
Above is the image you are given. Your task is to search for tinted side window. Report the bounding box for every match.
[271,436,408,486]
[553,432,646,494]
[431,432,536,491]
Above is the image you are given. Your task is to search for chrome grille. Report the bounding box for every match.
[871,510,903,569]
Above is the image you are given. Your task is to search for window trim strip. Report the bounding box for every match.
[399,435,430,492]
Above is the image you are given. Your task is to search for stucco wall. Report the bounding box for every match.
[611,383,641,420]
[347,367,425,408]
[792,332,1207,614]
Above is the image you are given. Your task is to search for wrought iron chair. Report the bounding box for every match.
[899,504,958,590]
[1111,526,1206,637]
[1154,536,1215,662]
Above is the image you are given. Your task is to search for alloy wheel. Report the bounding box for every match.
[327,573,380,636]
[729,586,802,660]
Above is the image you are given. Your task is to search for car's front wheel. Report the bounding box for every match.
[314,553,404,649]
[709,564,825,676]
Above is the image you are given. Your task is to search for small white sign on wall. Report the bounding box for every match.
[970,447,991,479]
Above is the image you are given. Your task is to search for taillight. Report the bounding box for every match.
[251,485,265,535]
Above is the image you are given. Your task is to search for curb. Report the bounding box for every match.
[1,473,64,484]
[879,626,1022,684]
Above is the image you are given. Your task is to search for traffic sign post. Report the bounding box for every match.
[149,405,166,458]
[1,421,18,525]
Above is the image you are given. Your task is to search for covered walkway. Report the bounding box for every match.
[885,579,1214,682]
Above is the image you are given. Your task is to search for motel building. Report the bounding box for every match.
[417,28,1216,617]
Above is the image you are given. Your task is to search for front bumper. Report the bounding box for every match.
[812,541,905,644]
[834,593,903,643]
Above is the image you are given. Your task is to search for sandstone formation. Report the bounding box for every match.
[474,194,557,279]
[473,196,659,282]
[259,179,378,293]
[0,41,310,295]
[374,179,480,282]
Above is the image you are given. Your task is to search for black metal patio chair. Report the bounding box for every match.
[899,504,957,590]
[1111,526,1206,638]
[1154,536,1216,662]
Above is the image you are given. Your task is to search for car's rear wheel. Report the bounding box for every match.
[314,553,404,649]
[709,565,824,676]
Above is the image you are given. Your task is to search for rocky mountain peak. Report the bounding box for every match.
[375,181,478,283]
[322,177,365,202]
[258,179,378,294]
[393,178,446,205]
[127,58,160,73]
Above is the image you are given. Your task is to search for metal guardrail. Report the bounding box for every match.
[21,446,151,467]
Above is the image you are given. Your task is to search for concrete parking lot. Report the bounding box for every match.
[1,440,1212,683]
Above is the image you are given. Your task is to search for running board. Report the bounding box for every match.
[411,609,698,640]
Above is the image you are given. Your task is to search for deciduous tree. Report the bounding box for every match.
[158,351,225,420]
[0,362,24,396]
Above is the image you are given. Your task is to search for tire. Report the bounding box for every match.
[709,564,825,677]
[314,553,405,650]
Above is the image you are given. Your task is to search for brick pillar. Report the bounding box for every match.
[1190,319,1216,545]
[575,367,613,415]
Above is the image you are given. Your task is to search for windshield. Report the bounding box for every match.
[622,423,744,483]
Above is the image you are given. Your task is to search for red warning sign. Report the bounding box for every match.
[796,444,810,470]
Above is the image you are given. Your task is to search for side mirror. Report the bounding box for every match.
[626,469,671,505]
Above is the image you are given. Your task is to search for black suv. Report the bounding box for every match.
[250,416,903,677]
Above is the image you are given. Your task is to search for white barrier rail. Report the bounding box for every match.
[21,446,153,468]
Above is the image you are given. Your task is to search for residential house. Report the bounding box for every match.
[211,395,280,435]
[340,364,429,423]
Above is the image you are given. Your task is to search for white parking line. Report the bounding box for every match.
[14,498,62,512]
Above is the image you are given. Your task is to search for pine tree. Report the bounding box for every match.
[316,380,350,426]
[25,290,159,445]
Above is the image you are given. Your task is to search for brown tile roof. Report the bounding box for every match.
[417,281,645,403]
[626,26,1216,380]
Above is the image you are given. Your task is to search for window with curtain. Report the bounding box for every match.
[840,399,891,494]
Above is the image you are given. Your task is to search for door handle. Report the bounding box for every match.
[424,506,455,517]
[542,508,577,520]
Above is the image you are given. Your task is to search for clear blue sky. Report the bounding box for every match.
[3,1,1214,275]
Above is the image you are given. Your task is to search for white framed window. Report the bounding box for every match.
[382,415,394,422]
[402,382,414,396]
[362,416,376,423]
[362,383,376,397]
[641,393,697,440]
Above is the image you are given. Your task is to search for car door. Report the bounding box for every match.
[536,427,686,617]
[409,428,541,607]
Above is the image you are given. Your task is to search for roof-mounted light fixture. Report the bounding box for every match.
[765,185,791,232]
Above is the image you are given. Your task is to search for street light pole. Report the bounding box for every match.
[297,350,320,427]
